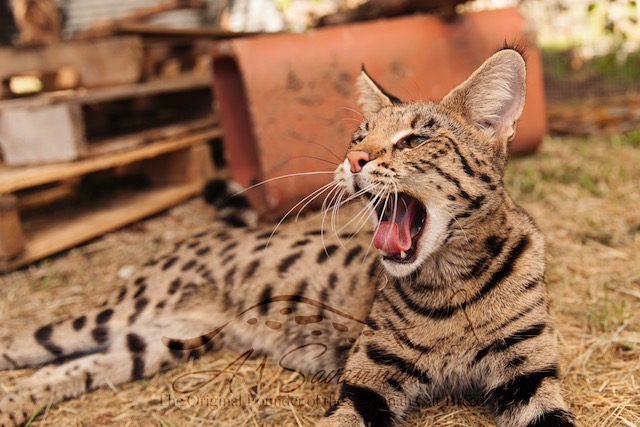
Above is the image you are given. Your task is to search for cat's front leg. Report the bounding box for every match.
[316,328,424,427]
[484,351,576,427]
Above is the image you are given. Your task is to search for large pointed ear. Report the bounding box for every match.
[441,49,526,156]
[357,66,402,115]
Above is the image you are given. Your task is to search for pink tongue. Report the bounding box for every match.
[373,199,414,254]
[374,221,412,253]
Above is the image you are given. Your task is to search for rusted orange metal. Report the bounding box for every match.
[212,8,546,220]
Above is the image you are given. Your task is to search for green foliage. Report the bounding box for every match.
[588,294,630,333]
[610,129,640,146]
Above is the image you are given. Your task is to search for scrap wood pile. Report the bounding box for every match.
[0,0,235,271]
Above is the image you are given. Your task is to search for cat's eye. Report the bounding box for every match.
[396,135,426,149]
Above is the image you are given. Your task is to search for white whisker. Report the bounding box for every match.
[231,171,336,198]
[262,180,338,252]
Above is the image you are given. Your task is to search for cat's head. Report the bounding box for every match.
[335,48,526,278]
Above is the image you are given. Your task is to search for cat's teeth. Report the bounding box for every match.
[400,251,407,259]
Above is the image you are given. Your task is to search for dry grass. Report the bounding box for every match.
[1,135,639,426]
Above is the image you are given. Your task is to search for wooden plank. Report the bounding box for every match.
[0,196,25,259]
[0,127,221,194]
[86,117,216,157]
[0,37,143,93]
[0,182,202,271]
[0,74,212,110]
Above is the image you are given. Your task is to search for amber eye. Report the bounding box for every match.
[396,135,426,149]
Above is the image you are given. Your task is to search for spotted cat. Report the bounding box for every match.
[0,47,574,427]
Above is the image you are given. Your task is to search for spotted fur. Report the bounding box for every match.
[0,48,573,427]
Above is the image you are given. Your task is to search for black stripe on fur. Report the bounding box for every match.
[491,366,559,414]
[338,383,394,427]
[524,409,575,427]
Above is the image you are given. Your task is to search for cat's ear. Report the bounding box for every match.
[357,66,402,115]
[441,49,526,155]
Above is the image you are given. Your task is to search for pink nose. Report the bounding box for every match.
[346,151,370,173]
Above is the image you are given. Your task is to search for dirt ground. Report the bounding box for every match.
[1,135,639,426]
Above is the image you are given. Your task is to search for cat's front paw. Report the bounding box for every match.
[315,411,365,427]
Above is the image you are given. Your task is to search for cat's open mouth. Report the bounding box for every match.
[372,192,427,263]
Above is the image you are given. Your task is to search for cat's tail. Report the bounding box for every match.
[203,179,258,228]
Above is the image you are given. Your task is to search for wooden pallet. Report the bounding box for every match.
[0,36,143,98]
[0,127,221,272]
[0,75,214,165]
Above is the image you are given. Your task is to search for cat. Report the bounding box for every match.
[0,46,574,427]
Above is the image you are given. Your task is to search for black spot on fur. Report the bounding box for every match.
[166,339,185,351]
[96,308,114,324]
[214,230,231,241]
[91,326,109,344]
[196,246,211,256]
[34,325,63,356]
[328,273,338,290]
[203,180,250,209]
[84,372,93,390]
[469,194,486,210]
[256,231,276,240]
[485,235,507,257]
[338,383,394,427]
[117,286,128,303]
[220,215,248,228]
[133,284,146,299]
[220,241,239,253]
[317,244,339,263]
[162,256,178,270]
[126,333,147,353]
[366,317,380,330]
[72,315,87,330]
[253,243,268,252]
[319,287,329,304]
[128,298,149,325]
[278,251,304,274]
[224,266,237,287]
[291,238,311,248]
[168,278,181,294]
[288,280,309,310]
[344,245,364,266]
[244,259,261,280]
[131,355,145,380]
[258,286,273,315]
[181,259,197,272]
